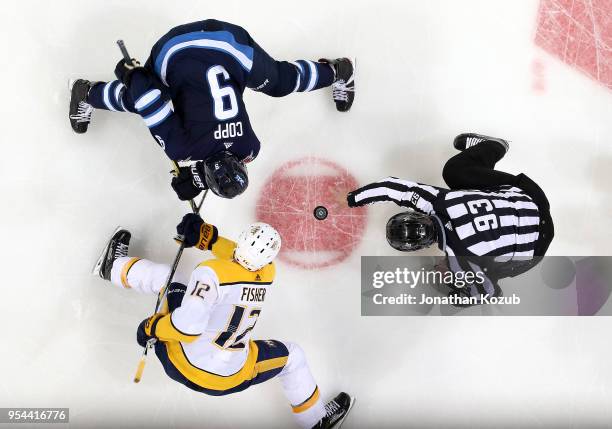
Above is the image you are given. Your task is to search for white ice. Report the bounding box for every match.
[2,0,612,427]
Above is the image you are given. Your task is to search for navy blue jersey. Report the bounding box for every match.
[86,20,336,163]
[137,21,261,162]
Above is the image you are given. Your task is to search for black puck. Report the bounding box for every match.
[313,206,328,220]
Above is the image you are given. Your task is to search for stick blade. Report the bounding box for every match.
[133,356,147,383]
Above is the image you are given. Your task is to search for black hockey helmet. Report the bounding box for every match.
[203,151,249,199]
[386,211,437,252]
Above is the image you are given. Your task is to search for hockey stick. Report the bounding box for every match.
[133,189,208,383]
[117,40,198,214]
[116,40,209,382]
[116,39,132,65]
[154,189,207,314]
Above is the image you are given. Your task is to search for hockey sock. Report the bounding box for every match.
[87,80,132,112]
[291,60,335,93]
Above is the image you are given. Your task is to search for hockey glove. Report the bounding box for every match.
[167,282,187,312]
[346,191,359,207]
[115,60,169,102]
[114,58,143,86]
[176,213,219,250]
[136,313,164,347]
[171,163,208,201]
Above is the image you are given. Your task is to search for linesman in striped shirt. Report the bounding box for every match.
[347,133,554,304]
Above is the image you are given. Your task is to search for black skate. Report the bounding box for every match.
[312,392,355,429]
[92,227,131,280]
[453,133,510,154]
[69,79,96,134]
[321,58,355,112]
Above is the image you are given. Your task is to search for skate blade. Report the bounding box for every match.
[92,226,125,276]
[335,396,356,429]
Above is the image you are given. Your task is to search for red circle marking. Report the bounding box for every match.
[256,157,367,269]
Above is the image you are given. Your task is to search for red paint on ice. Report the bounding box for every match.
[256,157,367,269]
[535,0,612,90]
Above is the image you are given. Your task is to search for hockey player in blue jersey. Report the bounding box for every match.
[69,19,355,199]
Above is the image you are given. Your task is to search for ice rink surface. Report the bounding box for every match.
[2,0,612,427]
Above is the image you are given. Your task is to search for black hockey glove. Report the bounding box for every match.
[346,191,359,207]
[114,58,144,87]
[171,163,208,201]
[167,282,187,312]
[176,213,218,250]
[115,59,170,103]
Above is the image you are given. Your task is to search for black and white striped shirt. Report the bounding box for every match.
[349,177,552,289]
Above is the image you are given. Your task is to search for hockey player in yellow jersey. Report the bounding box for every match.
[93,213,354,428]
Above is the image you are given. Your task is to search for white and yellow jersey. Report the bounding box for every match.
[151,236,276,376]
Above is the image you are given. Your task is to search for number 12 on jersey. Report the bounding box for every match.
[214,305,261,350]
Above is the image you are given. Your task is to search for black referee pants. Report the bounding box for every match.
[442,141,515,190]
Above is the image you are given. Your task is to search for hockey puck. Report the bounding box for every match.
[256,157,367,269]
[313,206,328,220]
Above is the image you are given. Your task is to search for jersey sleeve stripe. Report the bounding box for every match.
[305,60,318,92]
[154,31,254,85]
[135,89,162,111]
[384,177,440,196]
[353,186,407,205]
[410,188,436,213]
[355,180,411,194]
[254,356,288,375]
[120,257,141,288]
[291,62,303,92]
[113,83,126,111]
[292,386,320,413]
[143,101,173,128]
[294,60,309,92]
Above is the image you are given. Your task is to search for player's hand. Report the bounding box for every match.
[114,58,144,86]
[346,190,361,207]
[176,213,218,250]
[171,163,208,201]
[136,313,163,347]
[167,282,187,312]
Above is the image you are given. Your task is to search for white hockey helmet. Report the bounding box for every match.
[234,222,282,271]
